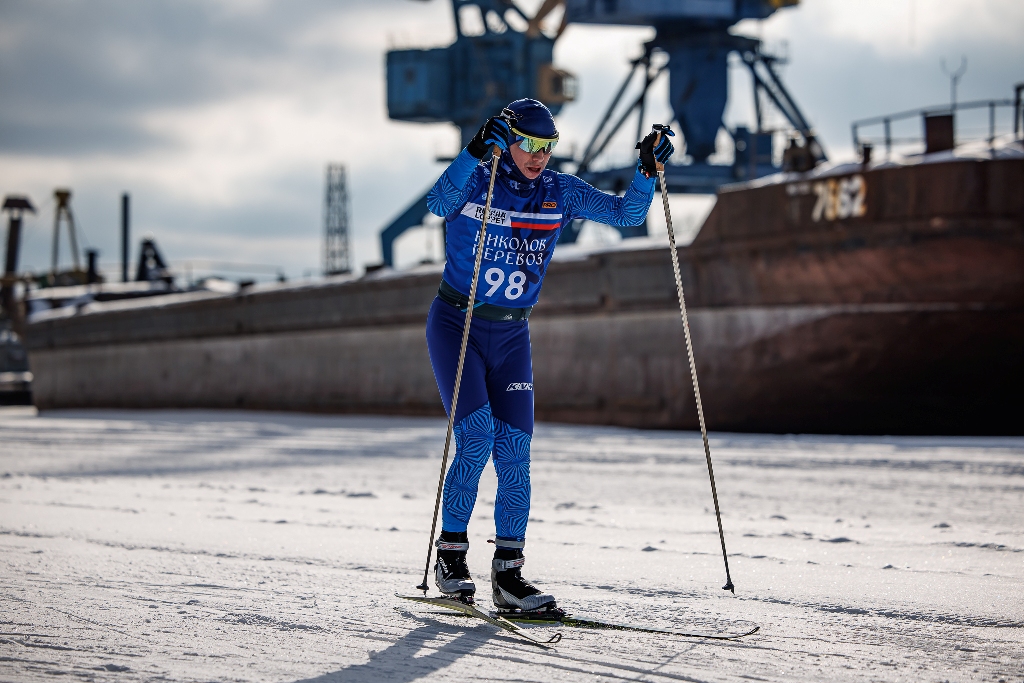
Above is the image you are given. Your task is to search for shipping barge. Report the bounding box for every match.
[22,132,1024,434]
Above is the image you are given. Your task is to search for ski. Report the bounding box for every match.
[494,609,759,640]
[396,594,562,648]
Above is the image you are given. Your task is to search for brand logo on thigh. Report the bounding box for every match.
[506,383,533,392]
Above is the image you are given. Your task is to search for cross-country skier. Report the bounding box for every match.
[426,98,674,612]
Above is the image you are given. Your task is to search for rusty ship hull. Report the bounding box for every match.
[24,151,1024,434]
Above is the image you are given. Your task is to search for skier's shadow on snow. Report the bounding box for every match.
[290,620,488,683]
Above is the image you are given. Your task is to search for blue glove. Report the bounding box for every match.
[635,126,675,178]
[467,112,515,159]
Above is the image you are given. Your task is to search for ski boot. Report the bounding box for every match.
[491,544,559,615]
[434,531,476,603]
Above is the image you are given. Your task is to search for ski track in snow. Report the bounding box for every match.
[0,407,1021,682]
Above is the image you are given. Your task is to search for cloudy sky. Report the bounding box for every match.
[1,0,1021,280]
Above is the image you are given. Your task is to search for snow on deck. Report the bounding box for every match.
[1,408,1021,682]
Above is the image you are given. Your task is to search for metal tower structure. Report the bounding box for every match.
[51,189,82,277]
[545,0,826,212]
[323,164,351,275]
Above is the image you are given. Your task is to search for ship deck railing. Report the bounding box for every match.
[851,90,1024,160]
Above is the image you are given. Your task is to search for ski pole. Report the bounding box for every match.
[417,142,504,593]
[652,123,735,593]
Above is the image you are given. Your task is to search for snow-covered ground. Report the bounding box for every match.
[1,407,1021,682]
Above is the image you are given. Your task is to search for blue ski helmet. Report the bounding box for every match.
[505,98,558,140]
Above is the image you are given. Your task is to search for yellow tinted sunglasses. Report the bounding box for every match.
[512,127,559,154]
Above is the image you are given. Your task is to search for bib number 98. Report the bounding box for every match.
[484,268,527,300]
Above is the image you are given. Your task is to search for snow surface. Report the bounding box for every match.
[1,407,1021,682]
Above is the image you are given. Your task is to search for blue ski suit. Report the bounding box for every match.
[426,148,657,544]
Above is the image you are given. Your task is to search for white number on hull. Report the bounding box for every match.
[811,174,866,222]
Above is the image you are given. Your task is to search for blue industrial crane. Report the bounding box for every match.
[381,0,576,268]
[378,0,824,266]
[388,0,576,145]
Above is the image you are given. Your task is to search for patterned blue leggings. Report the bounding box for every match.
[441,403,531,541]
[427,296,535,543]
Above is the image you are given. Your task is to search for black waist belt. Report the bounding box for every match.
[437,279,532,322]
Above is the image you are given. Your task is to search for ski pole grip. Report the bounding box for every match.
[652,123,670,174]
